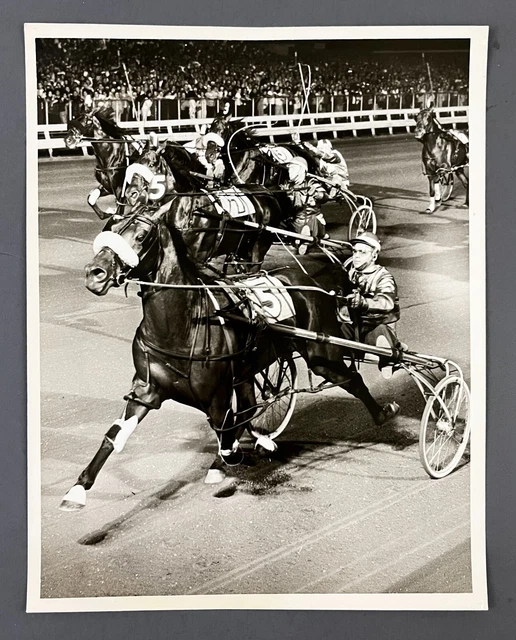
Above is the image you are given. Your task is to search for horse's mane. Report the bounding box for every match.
[93,107,127,139]
[227,120,261,149]
[162,208,202,284]
[162,142,207,190]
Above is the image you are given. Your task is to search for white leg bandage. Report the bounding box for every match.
[88,188,101,207]
[112,415,139,453]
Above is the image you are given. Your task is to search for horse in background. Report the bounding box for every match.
[414,108,469,213]
[208,112,319,188]
[64,106,142,219]
[60,204,399,510]
[119,138,296,272]
[122,138,207,209]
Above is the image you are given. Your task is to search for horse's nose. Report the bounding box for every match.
[85,263,109,294]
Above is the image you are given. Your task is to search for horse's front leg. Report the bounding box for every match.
[456,168,469,207]
[59,395,154,511]
[204,393,244,484]
[425,176,439,213]
[87,185,116,220]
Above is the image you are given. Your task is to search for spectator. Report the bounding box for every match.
[35,39,469,123]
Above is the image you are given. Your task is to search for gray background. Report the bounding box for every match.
[2,1,514,637]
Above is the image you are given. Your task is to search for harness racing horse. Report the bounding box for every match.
[60,205,400,510]
[119,142,296,272]
[144,182,289,272]
[208,112,319,187]
[64,106,142,219]
[414,108,469,213]
[123,139,207,209]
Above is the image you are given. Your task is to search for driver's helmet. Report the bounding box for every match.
[203,132,225,148]
[317,139,333,153]
[287,157,308,185]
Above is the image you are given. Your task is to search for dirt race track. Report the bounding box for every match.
[36,134,473,599]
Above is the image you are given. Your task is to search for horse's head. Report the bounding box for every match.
[123,142,175,207]
[64,111,102,148]
[209,112,232,143]
[208,116,259,181]
[414,108,435,140]
[85,205,162,295]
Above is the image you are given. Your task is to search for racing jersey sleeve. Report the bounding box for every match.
[344,263,400,325]
[362,269,397,313]
[361,268,400,324]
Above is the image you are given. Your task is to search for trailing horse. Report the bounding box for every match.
[414,108,469,213]
[59,205,399,510]
[119,141,296,272]
[64,106,142,219]
[122,139,208,209]
[208,112,319,188]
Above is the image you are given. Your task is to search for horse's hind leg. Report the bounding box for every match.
[59,394,154,511]
[306,346,399,426]
[456,168,469,207]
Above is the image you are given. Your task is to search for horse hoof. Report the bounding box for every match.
[421,208,434,215]
[204,468,226,484]
[59,485,86,511]
[376,402,400,426]
[59,499,86,512]
[255,436,278,452]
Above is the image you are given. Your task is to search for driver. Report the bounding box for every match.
[339,232,402,378]
[185,130,226,186]
[280,156,329,255]
[301,139,350,198]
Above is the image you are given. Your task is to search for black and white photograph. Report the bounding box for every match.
[26,24,488,611]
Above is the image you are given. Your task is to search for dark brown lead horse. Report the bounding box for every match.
[414,108,469,213]
[64,107,142,219]
[59,205,399,510]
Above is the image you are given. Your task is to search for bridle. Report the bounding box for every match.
[95,208,162,287]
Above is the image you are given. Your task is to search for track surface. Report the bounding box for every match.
[37,135,472,599]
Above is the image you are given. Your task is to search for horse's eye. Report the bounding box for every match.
[136,232,147,243]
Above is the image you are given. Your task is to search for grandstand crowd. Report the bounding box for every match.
[36,39,469,124]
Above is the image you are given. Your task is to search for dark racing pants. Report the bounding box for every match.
[340,321,401,368]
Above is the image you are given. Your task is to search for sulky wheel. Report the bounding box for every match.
[419,375,471,479]
[249,356,297,444]
[348,204,377,241]
[439,173,454,202]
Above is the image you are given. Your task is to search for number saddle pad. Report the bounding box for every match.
[218,275,296,324]
[261,145,295,165]
[204,186,256,219]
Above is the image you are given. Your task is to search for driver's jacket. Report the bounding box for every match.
[304,142,349,183]
[285,177,327,214]
[343,258,400,327]
[184,135,224,179]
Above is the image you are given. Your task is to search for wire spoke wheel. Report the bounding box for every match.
[249,356,297,441]
[439,172,454,202]
[419,375,471,478]
[348,204,377,240]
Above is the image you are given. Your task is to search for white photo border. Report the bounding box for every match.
[25,23,488,612]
